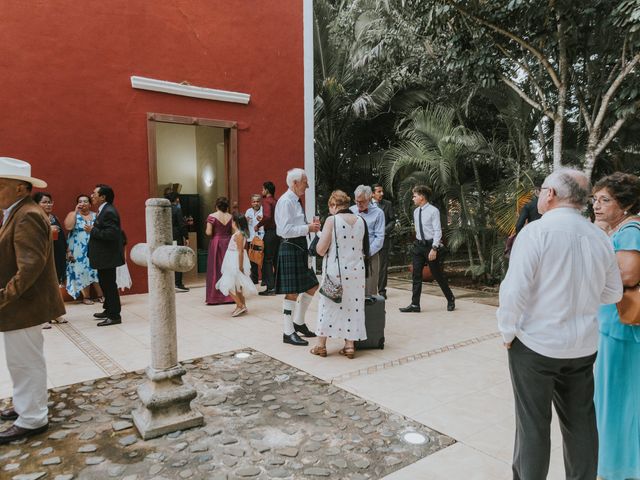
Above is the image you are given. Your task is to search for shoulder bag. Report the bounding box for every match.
[617,222,640,326]
[319,216,343,303]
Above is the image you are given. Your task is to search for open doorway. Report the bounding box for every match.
[147,113,238,284]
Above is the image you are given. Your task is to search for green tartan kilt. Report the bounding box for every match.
[275,237,319,294]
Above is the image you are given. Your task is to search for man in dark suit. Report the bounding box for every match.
[165,192,190,292]
[87,184,124,326]
[515,186,542,234]
[372,184,394,299]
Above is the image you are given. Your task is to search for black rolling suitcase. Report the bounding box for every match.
[355,295,386,349]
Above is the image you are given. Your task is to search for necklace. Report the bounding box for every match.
[609,214,640,236]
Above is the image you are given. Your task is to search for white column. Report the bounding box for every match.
[303,0,315,220]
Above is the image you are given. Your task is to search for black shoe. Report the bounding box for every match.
[0,408,18,421]
[258,289,276,296]
[93,311,109,319]
[399,304,421,313]
[283,332,308,346]
[447,299,456,311]
[379,291,387,299]
[175,285,190,292]
[0,423,48,445]
[97,318,122,327]
[294,323,317,338]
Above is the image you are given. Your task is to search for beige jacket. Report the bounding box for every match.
[0,196,65,331]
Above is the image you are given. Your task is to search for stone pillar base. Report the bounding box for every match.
[132,365,204,440]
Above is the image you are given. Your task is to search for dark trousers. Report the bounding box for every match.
[250,261,259,284]
[378,240,390,295]
[174,238,184,287]
[261,229,280,290]
[411,240,453,306]
[508,339,598,480]
[98,267,121,318]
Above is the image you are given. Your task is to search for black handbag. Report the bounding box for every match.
[308,235,320,256]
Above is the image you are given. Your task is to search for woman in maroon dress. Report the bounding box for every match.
[205,197,234,305]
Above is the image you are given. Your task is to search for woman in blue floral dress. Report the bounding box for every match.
[64,194,103,303]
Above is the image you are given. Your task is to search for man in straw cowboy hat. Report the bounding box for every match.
[0,157,65,444]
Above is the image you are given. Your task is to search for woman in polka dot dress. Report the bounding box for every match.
[311,190,369,359]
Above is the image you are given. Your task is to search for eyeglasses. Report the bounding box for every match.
[39,201,54,205]
[591,196,612,205]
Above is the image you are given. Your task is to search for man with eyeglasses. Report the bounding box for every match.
[497,168,623,479]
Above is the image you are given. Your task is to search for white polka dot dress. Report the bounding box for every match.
[316,214,367,341]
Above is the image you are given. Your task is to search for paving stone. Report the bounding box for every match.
[303,467,331,476]
[54,475,74,480]
[385,456,402,467]
[122,476,138,480]
[167,430,182,439]
[236,466,261,477]
[118,434,138,447]
[74,414,93,423]
[353,459,370,469]
[223,447,245,457]
[12,473,47,480]
[189,443,208,453]
[179,469,194,478]
[4,463,20,471]
[108,465,126,477]
[330,459,348,469]
[204,427,222,437]
[48,431,69,440]
[78,430,96,440]
[277,447,299,457]
[38,447,53,456]
[42,456,62,465]
[77,444,97,453]
[267,457,285,465]
[267,468,289,478]
[220,436,238,445]
[112,421,133,431]
[222,456,238,467]
[85,456,105,465]
[202,396,227,406]
[276,412,291,419]
[148,464,163,475]
[1,449,21,460]
[261,395,276,402]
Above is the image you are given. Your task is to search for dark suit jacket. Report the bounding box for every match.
[0,196,65,331]
[88,203,125,270]
[377,199,395,242]
[515,196,542,234]
[171,204,188,243]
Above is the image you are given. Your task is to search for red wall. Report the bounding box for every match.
[0,0,305,293]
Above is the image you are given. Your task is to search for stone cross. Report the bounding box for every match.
[130,198,204,439]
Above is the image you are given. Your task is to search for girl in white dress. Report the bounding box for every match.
[311,190,368,359]
[216,213,257,316]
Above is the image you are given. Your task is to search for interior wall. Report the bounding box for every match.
[155,123,197,194]
[196,125,226,249]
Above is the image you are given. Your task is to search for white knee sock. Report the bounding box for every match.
[282,299,296,335]
[293,292,313,326]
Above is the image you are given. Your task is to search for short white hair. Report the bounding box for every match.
[543,168,591,206]
[286,168,306,188]
[354,185,372,199]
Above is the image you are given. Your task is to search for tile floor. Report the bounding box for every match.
[0,281,568,478]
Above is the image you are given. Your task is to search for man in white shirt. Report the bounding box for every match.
[400,185,455,313]
[245,194,264,284]
[275,168,321,346]
[350,185,385,296]
[498,168,623,480]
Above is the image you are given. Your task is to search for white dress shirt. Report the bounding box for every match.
[2,197,25,224]
[413,203,442,246]
[245,207,264,241]
[497,207,623,359]
[275,189,308,239]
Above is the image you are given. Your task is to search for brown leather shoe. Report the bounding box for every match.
[0,408,18,421]
[0,423,48,444]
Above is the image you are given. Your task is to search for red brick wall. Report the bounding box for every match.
[0,1,304,293]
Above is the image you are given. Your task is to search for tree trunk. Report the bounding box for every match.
[552,115,563,170]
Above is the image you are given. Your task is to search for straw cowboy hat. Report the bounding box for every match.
[0,157,47,188]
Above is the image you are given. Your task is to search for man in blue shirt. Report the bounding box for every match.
[350,185,385,296]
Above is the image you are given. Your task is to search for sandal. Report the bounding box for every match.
[50,317,68,324]
[82,298,94,305]
[338,346,355,359]
[231,306,247,317]
[42,322,52,330]
[310,345,327,357]
[96,297,105,303]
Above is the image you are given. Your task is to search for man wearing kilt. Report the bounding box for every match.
[275,168,321,346]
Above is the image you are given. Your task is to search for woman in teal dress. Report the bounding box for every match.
[64,194,103,303]
[592,172,640,480]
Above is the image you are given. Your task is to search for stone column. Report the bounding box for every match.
[130,198,203,440]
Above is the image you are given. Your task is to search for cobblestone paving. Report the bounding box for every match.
[0,350,454,479]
